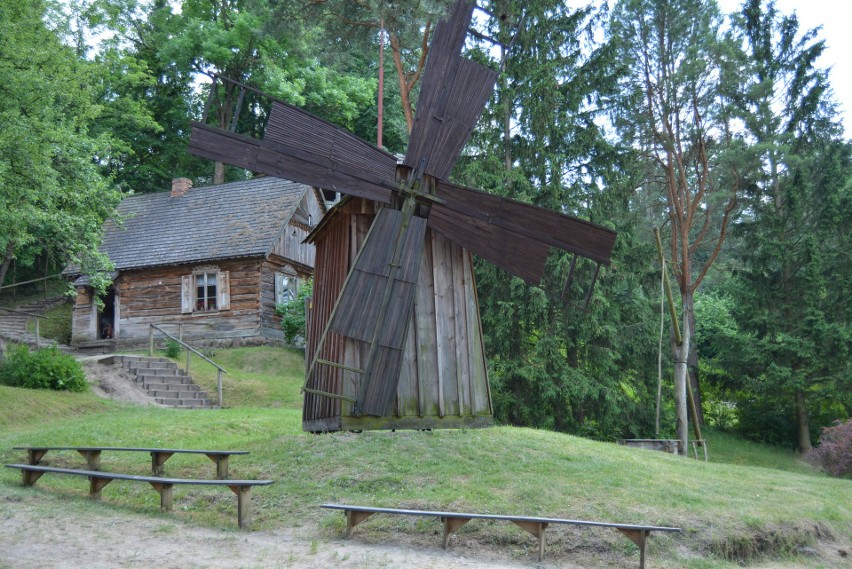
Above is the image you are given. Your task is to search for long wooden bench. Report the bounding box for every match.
[322,504,680,568]
[13,446,249,479]
[6,464,273,528]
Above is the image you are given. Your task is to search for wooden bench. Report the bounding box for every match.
[6,464,273,528]
[13,446,249,479]
[322,504,680,568]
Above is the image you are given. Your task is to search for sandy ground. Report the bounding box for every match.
[81,358,164,407]
[0,491,588,569]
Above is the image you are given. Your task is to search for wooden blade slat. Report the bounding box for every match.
[434,181,617,267]
[428,205,549,284]
[359,346,405,416]
[189,121,394,204]
[329,209,427,350]
[188,123,260,171]
[406,59,497,180]
[265,102,397,183]
[404,0,496,179]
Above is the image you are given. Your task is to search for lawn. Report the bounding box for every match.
[0,346,849,569]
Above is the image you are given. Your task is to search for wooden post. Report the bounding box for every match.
[148,325,154,357]
[217,369,223,407]
[88,476,112,500]
[150,482,174,511]
[77,450,102,470]
[441,516,471,549]
[186,349,191,375]
[228,485,253,529]
[34,318,40,348]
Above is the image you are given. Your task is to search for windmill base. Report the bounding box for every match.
[303,414,493,433]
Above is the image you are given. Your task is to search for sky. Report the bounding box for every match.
[717,0,852,139]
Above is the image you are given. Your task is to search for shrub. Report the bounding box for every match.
[805,419,852,478]
[164,338,182,359]
[276,278,313,346]
[0,344,88,392]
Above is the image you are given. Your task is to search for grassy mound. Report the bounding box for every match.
[1,347,849,568]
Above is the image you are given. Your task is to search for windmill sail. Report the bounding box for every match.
[404,0,498,179]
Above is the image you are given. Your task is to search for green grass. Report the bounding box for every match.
[1,347,849,569]
[25,301,73,345]
[155,345,306,408]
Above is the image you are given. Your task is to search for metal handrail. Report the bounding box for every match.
[0,274,62,290]
[148,323,227,406]
[0,306,44,348]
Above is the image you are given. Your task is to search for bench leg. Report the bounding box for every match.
[617,529,649,569]
[27,450,48,465]
[441,517,471,549]
[77,450,102,470]
[511,520,548,561]
[150,452,175,476]
[22,470,45,486]
[88,476,113,500]
[206,454,229,479]
[149,482,175,511]
[345,510,375,537]
[228,485,253,529]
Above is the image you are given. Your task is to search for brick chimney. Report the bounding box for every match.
[171,177,192,197]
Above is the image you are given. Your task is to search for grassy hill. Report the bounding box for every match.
[0,346,849,568]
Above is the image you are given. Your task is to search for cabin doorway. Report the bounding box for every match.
[98,287,116,339]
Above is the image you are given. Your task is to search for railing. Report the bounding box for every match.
[148,323,227,407]
[0,306,44,348]
[0,274,64,304]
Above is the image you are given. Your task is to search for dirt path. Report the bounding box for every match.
[0,490,585,569]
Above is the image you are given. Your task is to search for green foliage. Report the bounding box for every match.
[0,344,88,392]
[276,279,313,346]
[0,0,121,292]
[163,339,182,359]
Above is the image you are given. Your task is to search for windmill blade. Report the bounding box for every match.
[327,206,429,416]
[403,0,498,179]
[430,181,617,282]
[188,100,398,204]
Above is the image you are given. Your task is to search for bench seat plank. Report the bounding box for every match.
[13,446,249,479]
[322,503,680,568]
[5,464,272,529]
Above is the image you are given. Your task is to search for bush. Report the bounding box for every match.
[164,338,182,359]
[0,344,88,392]
[805,419,852,478]
[276,278,313,346]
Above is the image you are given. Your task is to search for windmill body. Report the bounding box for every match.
[303,198,491,432]
[188,0,617,431]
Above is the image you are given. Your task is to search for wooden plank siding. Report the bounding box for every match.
[302,198,492,432]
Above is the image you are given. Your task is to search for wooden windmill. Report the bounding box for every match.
[188,0,617,431]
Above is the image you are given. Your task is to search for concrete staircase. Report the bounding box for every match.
[111,355,216,409]
[0,296,71,351]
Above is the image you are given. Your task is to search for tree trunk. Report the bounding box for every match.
[672,296,691,456]
[213,161,226,185]
[0,241,15,288]
[685,290,705,425]
[795,389,813,453]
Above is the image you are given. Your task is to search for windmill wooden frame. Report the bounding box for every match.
[188,0,617,431]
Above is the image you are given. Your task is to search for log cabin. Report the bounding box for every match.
[68,177,325,350]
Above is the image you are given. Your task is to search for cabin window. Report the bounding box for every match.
[275,272,298,305]
[181,270,230,314]
[195,272,217,311]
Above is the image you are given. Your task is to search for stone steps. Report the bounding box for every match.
[107,355,216,409]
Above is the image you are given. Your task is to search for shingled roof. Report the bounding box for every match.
[93,177,309,272]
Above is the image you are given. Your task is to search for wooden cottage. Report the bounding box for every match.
[69,177,324,349]
[302,198,493,432]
